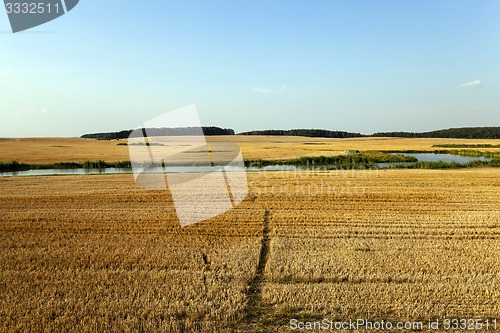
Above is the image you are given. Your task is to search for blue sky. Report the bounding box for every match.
[1,0,499,137]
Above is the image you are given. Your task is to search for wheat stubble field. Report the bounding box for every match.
[1,138,500,332]
[2,136,500,163]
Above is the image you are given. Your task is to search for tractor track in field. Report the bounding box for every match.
[240,209,273,332]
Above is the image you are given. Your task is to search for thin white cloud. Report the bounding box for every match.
[253,84,287,94]
[0,69,14,77]
[458,80,481,88]
[17,107,49,114]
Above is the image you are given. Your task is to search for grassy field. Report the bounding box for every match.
[1,136,500,164]
[1,167,499,332]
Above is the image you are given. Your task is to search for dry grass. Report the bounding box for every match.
[1,168,499,332]
[231,136,500,160]
[0,138,129,164]
[1,136,500,164]
[0,175,263,332]
[252,168,500,331]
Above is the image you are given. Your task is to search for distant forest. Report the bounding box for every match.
[81,126,235,139]
[371,127,500,139]
[239,129,364,138]
[81,127,500,140]
[242,127,500,139]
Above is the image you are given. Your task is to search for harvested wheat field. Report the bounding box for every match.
[1,168,499,332]
[1,136,500,164]
[255,168,500,332]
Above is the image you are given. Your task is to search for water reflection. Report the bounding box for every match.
[0,153,492,177]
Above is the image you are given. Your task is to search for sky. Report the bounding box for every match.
[0,0,499,137]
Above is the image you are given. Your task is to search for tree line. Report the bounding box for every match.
[242,127,500,139]
[240,129,364,138]
[371,127,500,139]
[81,126,500,140]
[81,126,235,140]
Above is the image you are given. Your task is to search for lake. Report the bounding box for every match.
[0,153,492,177]
[398,153,491,164]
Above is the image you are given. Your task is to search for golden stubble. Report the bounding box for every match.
[0,168,499,332]
[1,136,500,163]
